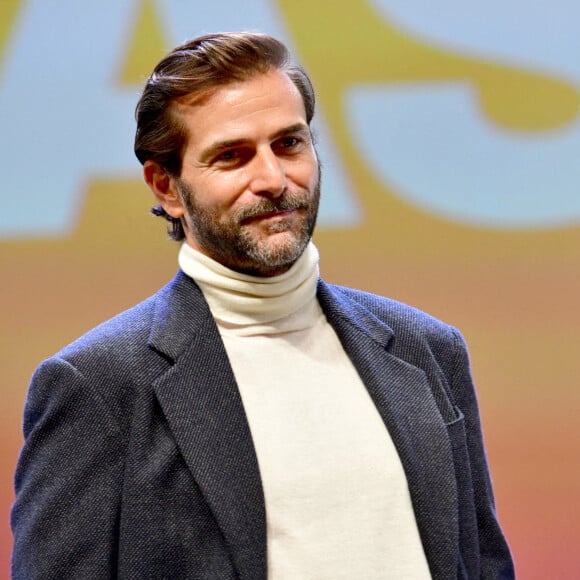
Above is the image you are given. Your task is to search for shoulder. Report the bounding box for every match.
[56,288,159,369]
[322,282,459,342]
[55,271,200,362]
[27,273,199,430]
[319,281,467,374]
[36,273,194,394]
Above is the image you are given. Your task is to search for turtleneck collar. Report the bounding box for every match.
[178,242,320,329]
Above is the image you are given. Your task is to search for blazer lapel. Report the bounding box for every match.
[148,273,267,580]
[318,281,459,579]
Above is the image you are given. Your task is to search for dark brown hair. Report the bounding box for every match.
[134,32,316,241]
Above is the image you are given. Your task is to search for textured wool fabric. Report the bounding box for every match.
[12,270,515,579]
[179,243,430,579]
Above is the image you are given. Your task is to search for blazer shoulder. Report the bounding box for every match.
[39,274,191,390]
[26,274,198,433]
[56,271,201,358]
[57,290,158,366]
[324,282,458,343]
[320,282,468,382]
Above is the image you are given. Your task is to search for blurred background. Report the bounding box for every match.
[2,1,579,577]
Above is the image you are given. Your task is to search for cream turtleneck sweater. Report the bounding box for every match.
[179,242,431,580]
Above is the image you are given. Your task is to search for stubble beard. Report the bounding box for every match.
[177,172,320,277]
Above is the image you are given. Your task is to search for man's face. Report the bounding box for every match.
[170,69,320,277]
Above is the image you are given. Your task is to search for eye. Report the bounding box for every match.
[213,148,250,167]
[281,136,299,148]
[216,149,238,162]
[274,135,303,154]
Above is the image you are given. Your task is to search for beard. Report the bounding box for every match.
[177,169,320,277]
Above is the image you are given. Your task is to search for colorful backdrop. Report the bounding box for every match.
[2,1,579,578]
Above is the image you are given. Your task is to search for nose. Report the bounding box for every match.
[249,148,287,197]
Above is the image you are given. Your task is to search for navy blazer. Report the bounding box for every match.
[12,272,514,579]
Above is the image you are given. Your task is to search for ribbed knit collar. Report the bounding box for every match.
[178,242,320,329]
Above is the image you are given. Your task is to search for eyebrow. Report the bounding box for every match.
[198,122,310,164]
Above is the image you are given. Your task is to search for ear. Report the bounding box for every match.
[143,160,185,219]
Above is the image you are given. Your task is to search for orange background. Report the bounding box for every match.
[2,1,579,578]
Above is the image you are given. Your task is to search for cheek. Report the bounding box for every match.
[186,175,243,215]
[297,158,319,190]
[207,172,249,204]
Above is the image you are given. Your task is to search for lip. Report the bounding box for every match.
[242,208,296,224]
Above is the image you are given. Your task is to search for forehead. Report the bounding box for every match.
[172,70,307,148]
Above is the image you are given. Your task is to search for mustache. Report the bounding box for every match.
[235,194,309,222]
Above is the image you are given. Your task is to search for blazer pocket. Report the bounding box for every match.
[445,407,467,451]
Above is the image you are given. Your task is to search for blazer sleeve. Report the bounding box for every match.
[11,356,125,579]
[448,328,515,579]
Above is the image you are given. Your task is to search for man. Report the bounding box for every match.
[12,32,514,579]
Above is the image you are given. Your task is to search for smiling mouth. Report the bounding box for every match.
[241,208,298,225]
